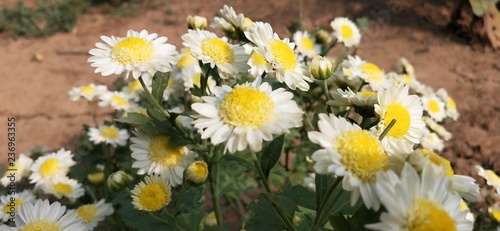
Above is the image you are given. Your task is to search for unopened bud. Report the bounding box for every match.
[87,172,104,186]
[107,171,131,192]
[185,161,208,184]
[315,29,332,44]
[309,56,334,80]
[204,211,217,227]
[187,15,208,30]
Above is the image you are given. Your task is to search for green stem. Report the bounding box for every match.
[138,76,170,119]
[313,176,343,226]
[251,152,271,193]
[379,119,396,141]
[208,161,223,227]
[87,101,98,127]
[173,180,189,216]
[298,93,314,131]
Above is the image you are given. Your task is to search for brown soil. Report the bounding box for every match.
[0,0,499,180]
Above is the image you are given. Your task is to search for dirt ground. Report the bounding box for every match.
[0,0,499,179]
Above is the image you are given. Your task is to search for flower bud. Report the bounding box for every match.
[107,171,131,192]
[185,161,208,184]
[309,56,334,80]
[187,15,208,30]
[204,211,217,227]
[315,29,332,44]
[87,172,104,186]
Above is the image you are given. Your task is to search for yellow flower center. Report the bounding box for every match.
[19,220,61,231]
[139,184,170,211]
[40,158,61,177]
[112,37,154,65]
[448,97,456,110]
[360,63,383,83]
[99,126,120,140]
[112,95,129,107]
[54,182,73,195]
[421,149,454,177]
[428,99,440,113]
[127,80,143,93]
[149,135,185,168]
[340,25,353,39]
[219,86,275,127]
[337,130,387,181]
[77,204,98,224]
[192,162,208,178]
[250,51,267,66]
[492,209,500,222]
[80,85,95,95]
[359,90,376,98]
[177,48,197,69]
[300,37,314,51]
[269,39,297,71]
[201,38,234,65]
[460,201,469,211]
[399,74,413,84]
[408,198,456,231]
[3,199,22,214]
[384,103,411,138]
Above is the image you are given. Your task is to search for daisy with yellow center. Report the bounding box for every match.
[437,88,459,121]
[15,199,87,231]
[244,22,312,91]
[328,87,378,107]
[171,48,204,91]
[408,148,480,202]
[420,128,445,152]
[88,29,177,80]
[424,116,452,141]
[293,31,320,58]
[244,44,271,77]
[88,124,129,147]
[40,176,85,202]
[130,131,197,186]
[330,17,361,47]
[421,93,447,122]
[98,90,138,111]
[69,84,108,101]
[1,153,33,187]
[308,114,395,210]
[374,84,425,154]
[0,190,36,222]
[182,29,249,79]
[342,56,390,91]
[366,164,473,231]
[76,199,114,230]
[475,165,500,194]
[131,175,172,212]
[191,76,303,153]
[219,5,253,32]
[29,149,76,187]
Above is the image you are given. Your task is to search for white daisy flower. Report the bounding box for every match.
[0,190,36,222]
[218,5,253,31]
[420,128,445,151]
[342,56,390,91]
[182,29,249,79]
[244,44,271,77]
[424,116,452,141]
[98,90,138,111]
[191,76,304,153]
[244,22,312,91]
[475,165,500,193]
[131,175,172,212]
[1,154,33,187]
[366,164,473,231]
[421,93,447,122]
[396,57,416,77]
[171,48,202,88]
[292,31,320,58]
[437,88,459,121]
[76,199,114,230]
[302,172,316,191]
[308,114,394,210]
[375,84,425,154]
[461,200,475,223]
[88,124,129,147]
[14,199,87,231]
[386,71,427,93]
[69,84,108,101]
[130,131,197,187]
[408,148,480,202]
[328,87,378,107]
[211,17,237,39]
[29,149,76,187]
[40,176,85,202]
[88,29,178,80]
[330,17,361,47]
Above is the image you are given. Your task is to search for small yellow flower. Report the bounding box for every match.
[131,175,172,212]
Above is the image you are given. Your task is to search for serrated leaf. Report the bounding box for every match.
[114,112,151,127]
[246,193,297,231]
[346,204,381,231]
[470,0,499,16]
[222,154,255,170]
[260,135,285,179]
[151,71,170,104]
[119,198,174,230]
[315,174,332,211]
[281,184,317,210]
[176,212,205,231]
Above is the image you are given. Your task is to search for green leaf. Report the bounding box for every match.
[260,134,285,179]
[119,198,175,230]
[222,154,255,170]
[172,186,204,214]
[330,214,349,231]
[346,204,382,231]
[281,184,317,210]
[114,112,151,127]
[470,0,499,16]
[246,193,298,231]
[151,71,170,104]
[176,212,205,231]
[315,174,332,211]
